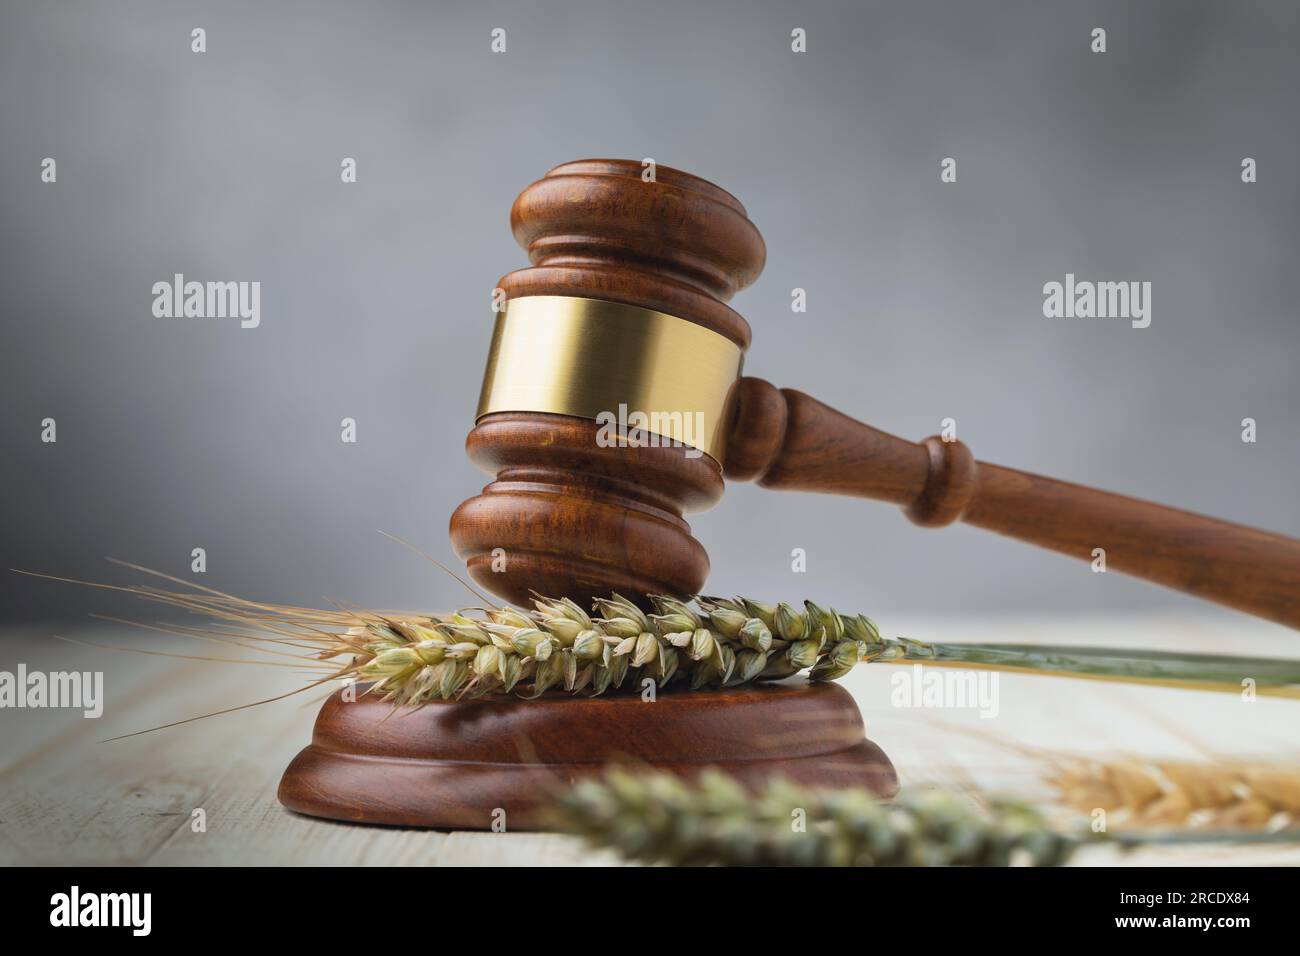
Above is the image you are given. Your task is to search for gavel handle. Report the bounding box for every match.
[725,379,1300,628]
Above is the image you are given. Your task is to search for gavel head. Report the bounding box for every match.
[449,159,767,608]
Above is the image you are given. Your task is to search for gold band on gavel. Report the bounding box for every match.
[475,295,745,464]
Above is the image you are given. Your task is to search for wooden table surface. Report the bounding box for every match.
[2,613,1297,866]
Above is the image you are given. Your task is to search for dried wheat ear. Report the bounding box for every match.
[1051,759,1300,830]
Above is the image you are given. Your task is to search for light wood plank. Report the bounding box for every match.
[2,614,1297,866]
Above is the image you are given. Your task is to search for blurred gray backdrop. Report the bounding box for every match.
[2,0,1297,624]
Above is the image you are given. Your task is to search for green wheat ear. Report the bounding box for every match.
[548,766,1300,867]
[550,767,1079,867]
[356,593,871,705]
[354,591,1300,707]
[27,564,1300,722]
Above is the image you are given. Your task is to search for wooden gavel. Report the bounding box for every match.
[450,159,1300,628]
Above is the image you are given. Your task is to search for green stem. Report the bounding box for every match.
[864,639,1300,697]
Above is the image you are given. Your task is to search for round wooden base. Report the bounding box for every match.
[278,680,898,830]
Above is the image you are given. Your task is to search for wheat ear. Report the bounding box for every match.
[553,766,1300,866]
[20,565,1300,715]
[553,767,1077,866]
[1050,758,1300,830]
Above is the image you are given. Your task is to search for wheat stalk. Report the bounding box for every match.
[21,564,1300,716]
[1050,758,1300,830]
[552,767,1077,866]
[886,643,1300,698]
[264,592,883,703]
[553,765,1300,866]
[27,570,886,706]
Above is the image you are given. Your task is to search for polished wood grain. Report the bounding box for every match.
[278,681,898,830]
[451,412,721,608]
[451,159,766,609]
[726,382,1300,628]
[500,158,762,349]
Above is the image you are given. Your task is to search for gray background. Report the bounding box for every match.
[2,0,1297,625]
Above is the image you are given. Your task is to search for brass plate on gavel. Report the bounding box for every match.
[475,295,744,463]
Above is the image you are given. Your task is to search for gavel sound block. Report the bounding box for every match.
[278,681,896,830]
[280,159,1298,831]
